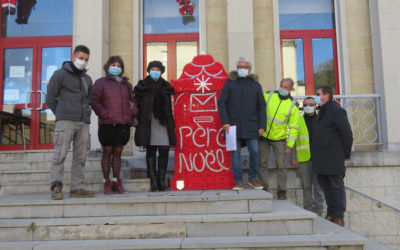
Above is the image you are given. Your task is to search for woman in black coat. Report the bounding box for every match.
[134,61,176,192]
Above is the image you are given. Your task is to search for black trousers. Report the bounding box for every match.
[317,174,346,219]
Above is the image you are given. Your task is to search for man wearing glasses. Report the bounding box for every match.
[291,97,325,215]
[312,86,353,226]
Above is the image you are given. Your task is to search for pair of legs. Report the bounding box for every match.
[258,138,287,197]
[296,161,325,214]
[146,145,170,192]
[99,124,130,194]
[317,174,346,225]
[50,120,94,199]
[231,139,259,183]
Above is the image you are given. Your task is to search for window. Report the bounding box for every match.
[143,0,199,80]
[279,0,338,96]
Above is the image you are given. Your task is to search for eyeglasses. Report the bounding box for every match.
[237,66,250,69]
[304,104,315,107]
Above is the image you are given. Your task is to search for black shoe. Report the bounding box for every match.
[277,190,287,200]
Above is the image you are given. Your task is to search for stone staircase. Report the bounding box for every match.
[0,190,368,249]
[0,150,375,249]
[0,151,149,195]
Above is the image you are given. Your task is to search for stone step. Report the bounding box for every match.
[0,158,120,172]
[0,150,71,162]
[0,190,273,219]
[0,201,315,241]
[0,178,150,196]
[0,169,132,185]
[0,232,367,249]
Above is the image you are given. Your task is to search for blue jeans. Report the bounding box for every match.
[231,139,259,182]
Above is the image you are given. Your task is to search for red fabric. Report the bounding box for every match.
[171,55,234,190]
[1,0,17,7]
[91,76,138,125]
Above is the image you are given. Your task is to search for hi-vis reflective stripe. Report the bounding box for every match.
[266,91,274,106]
[288,126,300,129]
[298,135,308,140]
[284,101,296,122]
[296,145,310,150]
[267,115,286,125]
[288,135,297,142]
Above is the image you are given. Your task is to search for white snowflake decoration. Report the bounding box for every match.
[193,75,213,93]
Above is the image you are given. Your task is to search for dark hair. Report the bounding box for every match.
[74,45,90,55]
[280,78,294,89]
[146,60,165,74]
[317,86,333,101]
[103,56,125,76]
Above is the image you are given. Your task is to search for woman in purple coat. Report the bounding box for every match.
[91,56,138,194]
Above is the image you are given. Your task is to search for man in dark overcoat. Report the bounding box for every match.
[312,86,353,226]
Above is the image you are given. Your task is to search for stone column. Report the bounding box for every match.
[73,0,109,151]
[226,0,255,72]
[369,0,400,151]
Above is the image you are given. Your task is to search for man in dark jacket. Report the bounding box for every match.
[218,57,266,191]
[46,45,95,200]
[312,86,353,226]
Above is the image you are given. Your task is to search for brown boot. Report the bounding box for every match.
[332,217,345,227]
[104,179,112,195]
[51,181,63,200]
[112,178,128,194]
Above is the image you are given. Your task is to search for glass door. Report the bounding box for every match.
[0,37,71,150]
[280,30,338,96]
[143,33,199,81]
[0,47,34,148]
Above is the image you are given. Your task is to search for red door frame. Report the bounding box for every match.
[143,33,199,81]
[280,29,339,95]
[0,36,72,150]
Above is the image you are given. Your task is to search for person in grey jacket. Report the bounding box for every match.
[46,45,95,200]
[218,57,266,191]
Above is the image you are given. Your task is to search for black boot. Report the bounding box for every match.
[146,156,158,192]
[157,155,168,191]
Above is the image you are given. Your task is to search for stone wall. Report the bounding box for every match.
[253,0,276,92]
[109,0,135,155]
[345,188,400,249]
[205,0,228,70]
[345,0,375,94]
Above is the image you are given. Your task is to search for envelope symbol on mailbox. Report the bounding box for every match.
[190,93,218,112]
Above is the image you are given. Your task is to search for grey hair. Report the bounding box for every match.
[236,57,252,68]
[280,78,294,89]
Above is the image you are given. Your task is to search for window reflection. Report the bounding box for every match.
[279,0,334,30]
[3,48,33,105]
[146,42,168,80]
[144,0,199,34]
[1,0,73,37]
[282,39,306,96]
[176,41,197,78]
[312,38,336,93]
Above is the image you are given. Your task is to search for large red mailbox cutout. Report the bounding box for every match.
[171,55,234,190]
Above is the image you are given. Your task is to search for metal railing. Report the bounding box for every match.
[293,94,382,147]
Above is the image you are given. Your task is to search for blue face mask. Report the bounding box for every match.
[237,68,249,78]
[314,96,322,106]
[150,70,161,80]
[278,88,289,96]
[108,66,122,76]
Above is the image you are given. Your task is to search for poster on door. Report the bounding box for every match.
[171,55,234,190]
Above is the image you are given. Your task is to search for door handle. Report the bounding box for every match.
[36,91,45,110]
[25,90,33,110]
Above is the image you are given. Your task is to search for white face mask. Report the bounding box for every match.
[303,105,315,114]
[73,58,88,70]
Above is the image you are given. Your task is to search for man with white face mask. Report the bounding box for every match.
[46,45,95,200]
[290,97,325,215]
[218,57,266,191]
[258,78,299,200]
